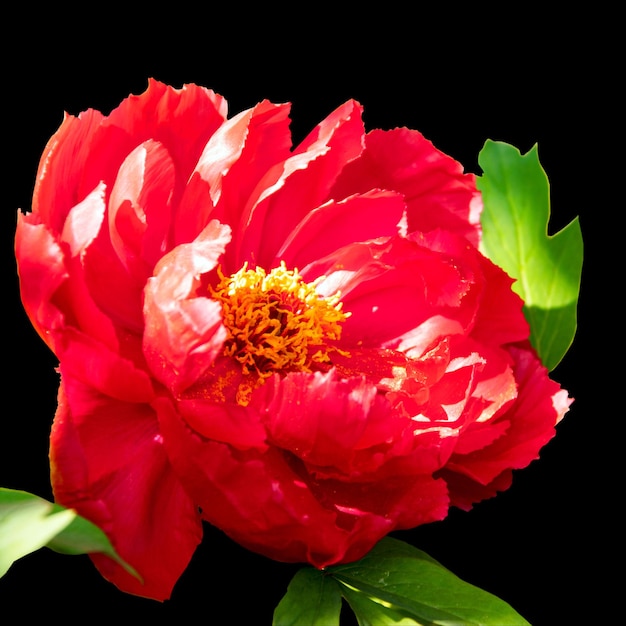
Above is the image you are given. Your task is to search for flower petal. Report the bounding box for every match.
[156,393,448,568]
[260,369,384,470]
[32,109,106,233]
[443,345,572,503]
[310,236,469,348]
[31,79,226,236]
[275,189,407,270]
[331,127,482,246]
[82,223,147,332]
[15,213,68,351]
[470,254,531,347]
[420,228,530,347]
[175,99,292,247]
[238,99,365,267]
[175,394,268,450]
[60,327,154,403]
[79,79,227,204]
[143,220,231,393]
[60,182,107,257]
[108,139,176,279]
[50,373,202,600]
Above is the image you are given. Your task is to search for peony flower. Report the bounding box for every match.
[15,78,572,601]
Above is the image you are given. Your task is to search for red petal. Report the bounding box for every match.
[31,80,225,235]
[310,236,469,348]
[15,213,68,351]
[239,99,365,268]
[275,190,406,270]
[175,100,292,248]
[438,469,513,511]
[142,220,231,393]
[260,367,458,478]
[445,345,572,493]
[330,127,482,246]
[108,139,176,279]
[82,223,146,332]
[175,395,267,450]
[50,375,202,600]
[156,394,448,568]
[78,79,227,205]
[261,370,379,467]
[60,327,154,402]
[470,254,531,347]
[58,185,145,348]
[17,194,149,372]
[32,109,106,232]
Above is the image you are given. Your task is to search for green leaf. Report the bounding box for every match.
[0,488,140,581]
[0,488,76,577]
[328,537,530,626]
[337,584,421,625]
[273,566,343,626]
[476,140,583,371]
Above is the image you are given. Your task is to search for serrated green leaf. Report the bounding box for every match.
[273,566,343,626]
[328,537,530,626]
[477,140,583,371]
[0,488,140,581]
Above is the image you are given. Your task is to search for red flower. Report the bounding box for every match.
[15,79,571,600]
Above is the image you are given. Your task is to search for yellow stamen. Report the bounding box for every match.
[211,262,349,382]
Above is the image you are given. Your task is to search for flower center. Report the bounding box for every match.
[211,262,349,381]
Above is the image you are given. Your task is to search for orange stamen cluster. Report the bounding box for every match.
[211,262,349,380]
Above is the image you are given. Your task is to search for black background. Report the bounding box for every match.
[1,7,617,624]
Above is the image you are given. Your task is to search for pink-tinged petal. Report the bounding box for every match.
[385,315,465,358]
[17,196,148,369]
[275,190,406,270]
[462,340,519,423]
[421,352,486,424]
[404,338,516,455]
[32,109,106,232]
[77,79,228,205]
[310,236,469,348]
[238,99,365,267]
[304,240,393,297]
[108,139,176,279]
[445,345,572,489]
[58,184,137,347]
[143,220,231,393]
[155,394,448,568]
[174,100,291,248]
[104,79,227,180]
[199,101,292,209]
[50,375,203,600]
[61,182,106,257]
[330,127,482,246]
[15,213,68,351]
